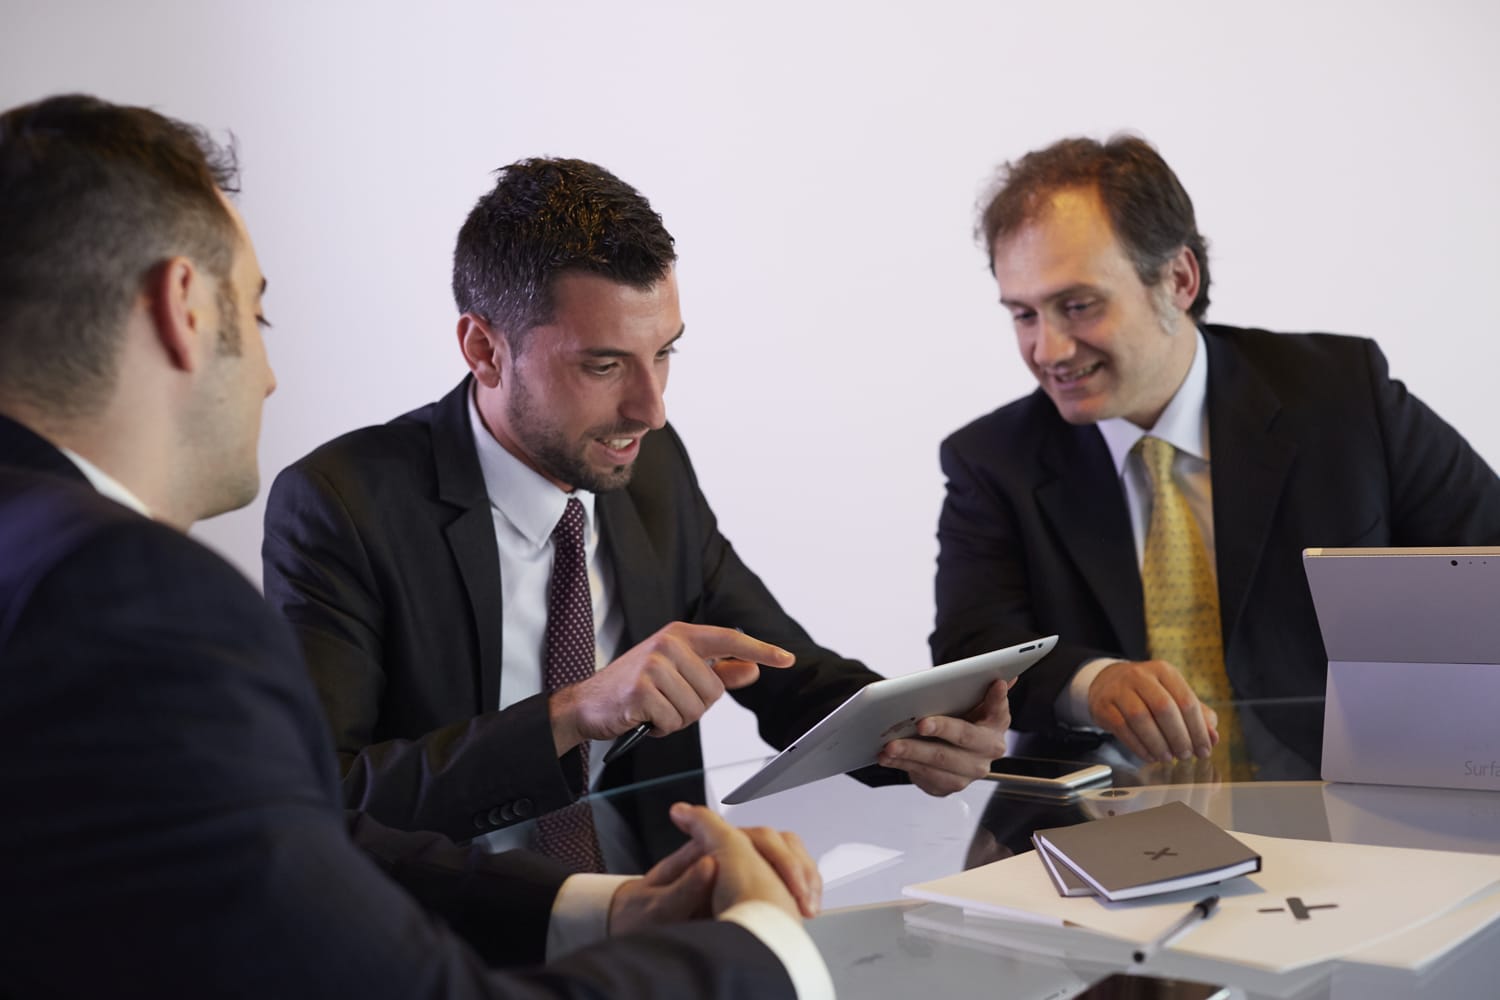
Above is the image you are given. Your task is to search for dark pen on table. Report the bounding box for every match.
[1132,894,1219,964]
[602,627,748,765]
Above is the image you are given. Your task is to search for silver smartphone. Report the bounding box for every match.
[1070,972,1230,1000]
[986,756,1111,792]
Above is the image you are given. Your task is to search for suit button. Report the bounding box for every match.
[486,807,505,827]
[501,803,517,823]
[514,798,535,819]
[474,812,489,830]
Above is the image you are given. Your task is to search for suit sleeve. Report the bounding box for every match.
[931,434,1120,732]
[0,514,798,1000]
[1367,340,1500,543]
[262,461,580,842]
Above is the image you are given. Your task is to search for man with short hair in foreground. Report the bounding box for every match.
[0,93,831,1000]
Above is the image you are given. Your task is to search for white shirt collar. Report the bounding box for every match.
[466,385,598,547]
[1096,328,1211,477]
[57,446,153,518]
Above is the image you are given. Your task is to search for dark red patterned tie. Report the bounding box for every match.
[534,496,606,872]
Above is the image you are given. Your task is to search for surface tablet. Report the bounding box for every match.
[721,635,1057,804]
[1304,546,1500,790]
[1303,546,1500,665]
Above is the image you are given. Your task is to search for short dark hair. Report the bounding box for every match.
[451,158,676,349]
[978,135,1212,321]
[0,94,239,417]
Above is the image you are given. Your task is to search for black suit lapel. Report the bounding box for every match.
[431,379,507,714]
[1204,331,1298,653]
[595,484,694,819]
[596,489,673,647]
[1035,417,1146,656]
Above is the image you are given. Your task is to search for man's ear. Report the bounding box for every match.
[1163,245,1201,312]
[457,312,512,388]
[146,256,208,373]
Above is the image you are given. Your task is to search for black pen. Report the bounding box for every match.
[602,720,653,765]
[602,627,749,765]
[1132,894,1219,963]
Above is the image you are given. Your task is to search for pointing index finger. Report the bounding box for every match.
[683,624,796,669]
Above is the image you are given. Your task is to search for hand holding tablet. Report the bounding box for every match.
[878,671,1017,796]
[722,636,1057,803]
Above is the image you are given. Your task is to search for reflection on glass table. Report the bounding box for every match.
[1006,694,1330,786]
[505,697,1500,998]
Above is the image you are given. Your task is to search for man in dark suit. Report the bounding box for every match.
[931,135,1500,769]
[263,158,1014,860]
[0,93,832,999]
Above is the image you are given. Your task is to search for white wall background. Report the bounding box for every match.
[5,1,1498,767]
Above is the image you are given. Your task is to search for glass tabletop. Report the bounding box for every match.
[527,698,1500,997]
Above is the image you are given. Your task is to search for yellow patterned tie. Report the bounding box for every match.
[1136,436,1244,768]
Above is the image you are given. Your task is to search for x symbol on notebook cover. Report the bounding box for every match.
[1144,847,1179,861]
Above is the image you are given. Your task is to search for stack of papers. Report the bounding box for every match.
[900,902,1335,999]
[903,832,1500,973]
[1032,801,1261,900]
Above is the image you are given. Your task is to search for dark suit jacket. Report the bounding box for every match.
[0,416,794,999]
[263,379,888,849]
[931,326,1500,762]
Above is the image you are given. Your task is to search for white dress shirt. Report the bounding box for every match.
[466,390,626,788]
[1056,330,1217,726]
[59,448,151,517]
[467,393,643,873]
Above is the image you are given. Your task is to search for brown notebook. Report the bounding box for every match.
[1033,801,1261,902]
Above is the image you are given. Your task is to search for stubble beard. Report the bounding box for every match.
[183,303,260,521]
[507,375,639,494]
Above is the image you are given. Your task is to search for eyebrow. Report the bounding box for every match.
[579,325,686,358]
[999,283,1099,309]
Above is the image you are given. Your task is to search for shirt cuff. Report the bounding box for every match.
[1056,657,1118,727]
[546,873,634,959]
[718,901,835,1000]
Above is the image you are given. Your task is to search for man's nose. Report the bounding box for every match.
[1031,317,1076,367]
[621,367,666,430]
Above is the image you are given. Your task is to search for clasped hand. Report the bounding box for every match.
[608,803,821,933]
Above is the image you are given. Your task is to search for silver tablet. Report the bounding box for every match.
[1304,547,1500,790]
[1303,546,1500,664]
[721,635,1057,804]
